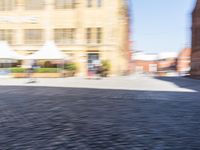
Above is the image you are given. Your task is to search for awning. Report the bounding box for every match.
[0,41,24,60]
[26,41,65,60]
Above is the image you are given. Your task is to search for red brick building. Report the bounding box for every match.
[132,52,178,76]
[132,48,191,76]
[191,0,200,77]
[177,48,191,75]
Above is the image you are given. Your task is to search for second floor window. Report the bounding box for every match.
[24,29,44,44]
[87,0,102,8]
[86,28,92,43]
[25,0,44,10]
[97,0,102,7]
[0,29,14,44]
[86,27,103,44]
[0,0,15,11]
[96,28,102,43]
[55,0,76,9]
[87,0,92,7]
[54,28,76,44]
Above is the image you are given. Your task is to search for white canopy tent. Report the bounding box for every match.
[23,41,67,72]
[0,41,24,61]
[26,41,65,60]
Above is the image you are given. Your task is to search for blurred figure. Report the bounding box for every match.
[25,60,37,83]
[96,64,102,79]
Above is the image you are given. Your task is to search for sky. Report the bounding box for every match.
[130,0,196,53]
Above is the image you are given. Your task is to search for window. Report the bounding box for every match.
[86,28,92,43]
[149,64,157,72]
[96,28,102,43]
[0,29,14,44]
[24,29,44,44]
[87,0,102,8]
[87,0,92,7]
[97,0,102,7]
[0,0,15,11]
[54,28,76,44]
[55,0,76,9]
[88,53,99,71]
[25,0,44,10]
[86,27,103,44]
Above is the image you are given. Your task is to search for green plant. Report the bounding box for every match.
[34,68,60,73]
[64,63,77,72]
[9,68,26,73]
[100,60,111,77]
[43,61,57,68]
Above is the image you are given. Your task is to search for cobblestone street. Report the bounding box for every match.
[0,76,200,149]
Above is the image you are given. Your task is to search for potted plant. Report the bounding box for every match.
[100,60,111,77]
[64,62,78,77]
[10,67,28,78]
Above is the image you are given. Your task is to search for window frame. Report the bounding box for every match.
[24,0,45,10]
[87,0,92,7]
[24,29,44,45]
[54,28,76,45]
[86,27,103,44]
[97,0,102,7]
[96,27,102,43]
[0,29,14,44]
[0,0,15,11]
[55,0,76,9]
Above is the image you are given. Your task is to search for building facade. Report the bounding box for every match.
[191,0,200,77]
[0,0,130,76]
[177,48,191,75]
[132,51,178,76]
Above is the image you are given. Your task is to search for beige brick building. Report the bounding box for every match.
[0,0,130,76]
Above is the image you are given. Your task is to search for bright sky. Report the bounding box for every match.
[130,0,196,53]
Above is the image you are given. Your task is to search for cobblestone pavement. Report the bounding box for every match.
[0,77,200,149]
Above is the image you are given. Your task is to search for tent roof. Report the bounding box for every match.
[26,41,65,60]
[0,41,23,59]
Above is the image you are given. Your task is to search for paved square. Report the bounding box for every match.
[0,76,199,149]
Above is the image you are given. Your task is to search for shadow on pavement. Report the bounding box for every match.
[0,86,199,149]
[154,77,200,92]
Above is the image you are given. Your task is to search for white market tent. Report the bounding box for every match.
[26,41,65,60]
[0,41,24,61]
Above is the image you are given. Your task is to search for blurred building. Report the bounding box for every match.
[177,48,191,75]
[0,0,130,76]
[132,52,158,74]
[132,51,178,76]
[191,0,200,77]
[157,52,178,76]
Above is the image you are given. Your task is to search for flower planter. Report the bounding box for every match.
[31,73,63,78]
[64,71,76,77]
[11,73,63,78]
[11,73,28,78]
